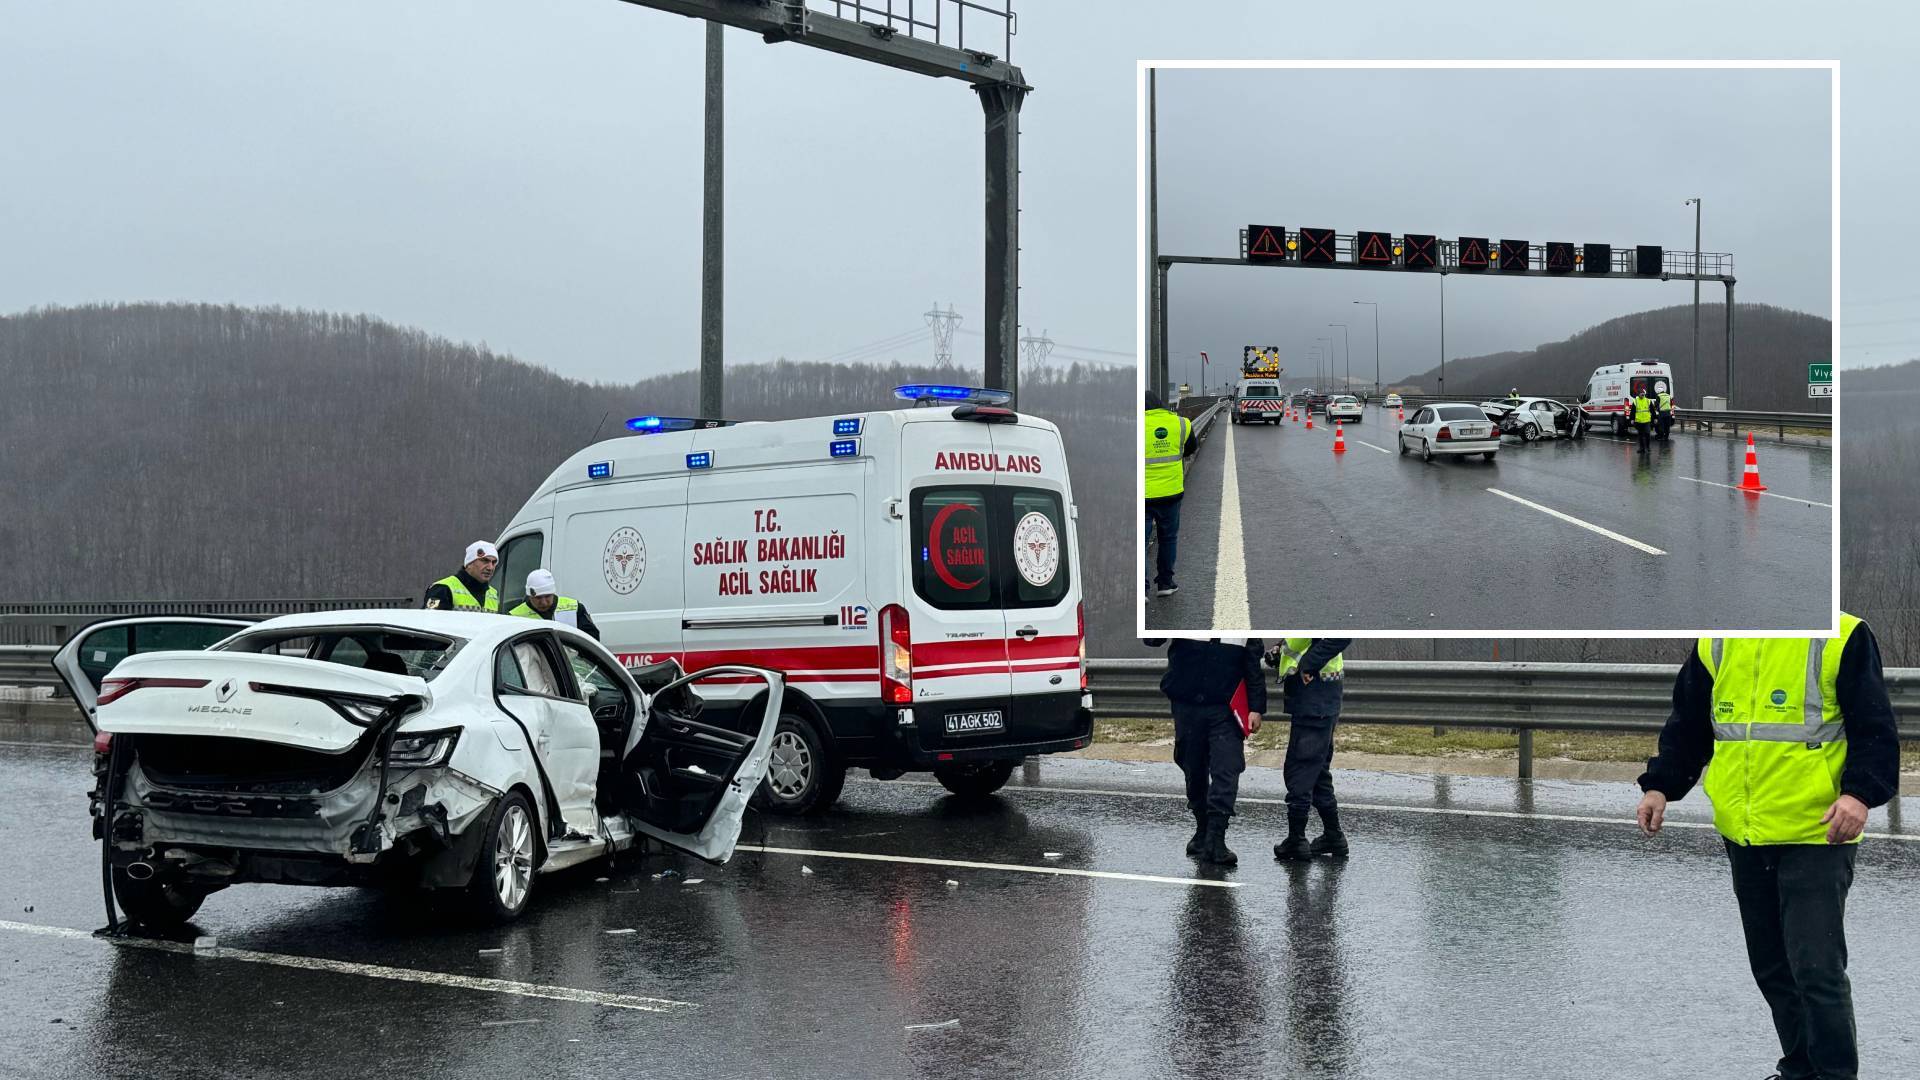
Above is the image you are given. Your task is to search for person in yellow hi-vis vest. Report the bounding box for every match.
[508,569,601,641]
[423,541,500,613]
[1654,380,1676,443]
[1143,390,1198,599]
[1629,388,1656,456]
[1636,616,1899,1080]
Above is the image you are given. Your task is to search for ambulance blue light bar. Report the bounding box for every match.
[828,438,860,458]
[586,461,613,480]
[626,415,731,434]
[893,384,1013,406]
[685,451,714,470]
[832,417,863,436]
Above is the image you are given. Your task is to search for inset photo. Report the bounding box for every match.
[1141,62,1836,635]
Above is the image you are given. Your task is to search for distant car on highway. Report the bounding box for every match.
[1398,403,1501,462]
[1382,393,1403,409]
[1481,397,1586,442]
[1302,389,1331,414]
[1326,395,1364,423]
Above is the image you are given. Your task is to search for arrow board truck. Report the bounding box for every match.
[493,386,1091,814]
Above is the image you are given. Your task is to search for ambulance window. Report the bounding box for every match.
[1000,489,1070,607]
[497,532,545,611]
[912,488,996,609]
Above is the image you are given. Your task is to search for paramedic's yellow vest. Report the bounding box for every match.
[1631,395,1654,423]
[434,575,499,613]
[1700,615,1862,846]
[1274,638,1344,680]
[1657,391,1673,413]
[508,596,581,628]
[1143,409,1192,499]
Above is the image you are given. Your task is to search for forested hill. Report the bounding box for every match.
[0,303,1140,653]
[1393,302,1832,411]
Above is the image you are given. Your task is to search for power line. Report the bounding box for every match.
[808,327,932,365]
[924,303,961,365]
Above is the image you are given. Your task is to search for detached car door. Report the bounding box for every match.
[51,617,253,733]
[618,663,782,864]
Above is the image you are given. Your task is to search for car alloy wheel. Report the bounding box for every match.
[1422,438,1435,463]
[494,801,534,912]
[1523,423,1540,442]
[766,729,813,800]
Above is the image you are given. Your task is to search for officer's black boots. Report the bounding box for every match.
[1185,808,1207,858]
[1275,813,1312,861]
[1200,816,1237,866]
[1309,831,1349,857]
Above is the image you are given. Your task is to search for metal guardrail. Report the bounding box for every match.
[0,646,57,690]
[1087,659,1920,780]
[0,598,413,647]
[1178,396,1226,440]
[1379,396,1830,440]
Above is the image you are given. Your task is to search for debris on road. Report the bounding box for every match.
[604,928,636,935]
[801,865,814,875]
[683,878,705,885]
[905,1019,961,1032]
[1042,852,1063,860]
[477,948,503,955]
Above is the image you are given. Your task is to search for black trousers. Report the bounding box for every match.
[1656,412,1674,441]
[1282,715,1339,824]
[1171,701,1244,823]
[1725,841,1858,1080]
[1635,419,1652,453]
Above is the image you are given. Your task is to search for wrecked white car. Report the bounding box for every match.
[53,610,781,927]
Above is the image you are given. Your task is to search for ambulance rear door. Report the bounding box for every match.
[987,420,1081,702]
[902,421,1013,712]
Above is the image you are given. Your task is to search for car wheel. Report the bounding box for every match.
[1613,416,1626,437]
[752,711,846,816]
[934,760,1016,798]
[1522,423,1540,443]
[112,867,213,929]
[1422,439,1434,463]
[1483,451,1497,461]
[465,790,537,924]
[1397,434,1408,456]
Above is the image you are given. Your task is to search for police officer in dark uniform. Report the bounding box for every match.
[1145,636,1266,867]
[1268,638,1354,861]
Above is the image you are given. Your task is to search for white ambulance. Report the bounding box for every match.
[1580,359,1676,435]
[492,385,1091,815]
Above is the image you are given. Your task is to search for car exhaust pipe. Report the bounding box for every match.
[125,861,156,881]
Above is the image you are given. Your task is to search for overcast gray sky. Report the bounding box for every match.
[1157,66,1832,390]
[2,1,1915,386]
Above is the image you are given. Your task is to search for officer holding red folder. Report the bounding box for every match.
[1144,637,1267,867]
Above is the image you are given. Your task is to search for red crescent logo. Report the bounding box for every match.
[927,502,984,591]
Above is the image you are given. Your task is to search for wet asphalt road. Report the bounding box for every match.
[4,745,1916,1080]
[1147,403,1834,632]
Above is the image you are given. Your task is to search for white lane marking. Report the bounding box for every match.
[1211,417,1252,629]
[739,844,1240,888]
[1486,488,1667,556]
[0,920,697,1011]
[1356,440,1392,454]
[856,779,1919,842]
[1678,476,1832,507]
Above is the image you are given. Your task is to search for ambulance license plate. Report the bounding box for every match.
[944,709,1005,735]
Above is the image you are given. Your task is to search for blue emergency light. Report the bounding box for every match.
[627,416,699,433]
[686,451,714,470]
[832,417,864,436]
[893,384,1013,406]
[828,438,860,459]
[586,461,613,480]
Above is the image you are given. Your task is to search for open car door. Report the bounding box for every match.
[50,617,252,734]
[620,666,782,864]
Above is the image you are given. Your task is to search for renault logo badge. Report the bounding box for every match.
[217,679,237,703]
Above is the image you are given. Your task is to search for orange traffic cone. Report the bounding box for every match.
[1396,405,1405,423]
[1738,432,1768,492]
[1333,420,1347,453]
[1305,410,1314,430]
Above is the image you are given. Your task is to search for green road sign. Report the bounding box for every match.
[1809,363,1832,384]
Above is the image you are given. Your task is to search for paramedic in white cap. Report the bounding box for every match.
[422,541,500,613]
[508,569,600,640]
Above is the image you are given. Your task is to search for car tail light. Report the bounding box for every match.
[1436,425,1453,441]
[96,677,209,708]
[879,604,912,705]
[92,731,112,755]
[1076,602,1088,690]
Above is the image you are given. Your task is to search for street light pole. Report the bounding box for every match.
[1354,300,1379,399]
[1438,272,1448,397]
[1685,197,1701,407]
[1330,323,1350,391]
[1315,336,1330,388]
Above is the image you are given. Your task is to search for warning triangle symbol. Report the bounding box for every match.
[1548,246,1571,268]
[1249,227,1285,257]
[1360,233,1390,262]
[1463,239,1484,262]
